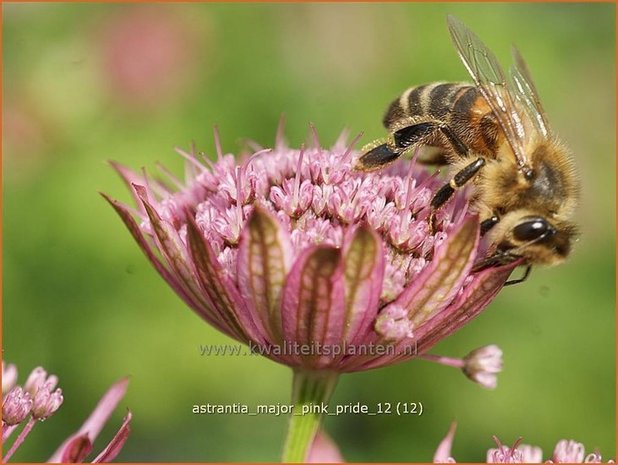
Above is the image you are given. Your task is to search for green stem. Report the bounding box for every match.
[281,369,339,463]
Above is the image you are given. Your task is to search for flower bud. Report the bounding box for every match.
[552,440,585,463]
[2,361,18,395]
[24,367,59,397]
[2,386,33,425]
[463,344,503,389]
[32,382,63,420]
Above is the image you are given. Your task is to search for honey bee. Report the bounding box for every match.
[355,15,579,283]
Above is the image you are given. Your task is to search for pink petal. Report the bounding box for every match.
[434,422,457,463]
[385,217,479,328]
[92,411,132,463]
[135,185,247,340]
[186,217,265,343]
[340,225,385,346]
[281,245,344,368]
[49,378,129,463]
[102,193,230,336]
[102,193,180,293]
[108,161,148,212]
[344,249,516,373]
[60,435,93,463]
[308,429,344,463]
[416,261,519,354]
[237,206,293,343]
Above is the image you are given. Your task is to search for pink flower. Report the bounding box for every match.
[2,387,32,427]
[105,127,517,373]
[308,424,614,463]
[97,7,202,108]
[1,363,131,463]
[48,379,131,463]
[463,344,503,389]
[105,126,519,461]
[433,424,614,463]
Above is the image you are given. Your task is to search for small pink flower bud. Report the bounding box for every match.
[552,440,585,463]
[2,386,33,425]
[434,429,613,464]
[518,444,543,463]
[24,367,58,396]
[31,382,63,420]
[463,344,503,389]
[2,361,18,394]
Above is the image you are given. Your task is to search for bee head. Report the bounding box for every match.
[489,212,577,266]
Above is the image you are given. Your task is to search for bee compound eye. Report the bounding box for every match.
[513,217,553,242]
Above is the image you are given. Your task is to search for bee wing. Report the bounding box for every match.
[447,15,528,167]
[510,46,551,138]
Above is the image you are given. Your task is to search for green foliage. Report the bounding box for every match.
[3,3,615,461]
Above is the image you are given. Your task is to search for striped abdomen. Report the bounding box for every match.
[382,82,502,158]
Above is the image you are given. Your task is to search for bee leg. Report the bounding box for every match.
[392,120,470,157]
[480,215,500,236]
[392,122,438,149]
[472,254,531,286]
[429,157,486,231]
[472,253,504,272]
[504,265,532,286]
[437,124,469,158]
[355,138,402,171]
[472,249,516,272]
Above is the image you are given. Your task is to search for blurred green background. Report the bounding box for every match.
[3,3,615,462]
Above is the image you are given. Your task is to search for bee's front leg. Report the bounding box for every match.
[480,215,500,236]
[429,157,486,231]
[504,265,532,286]
[471,249,531,286]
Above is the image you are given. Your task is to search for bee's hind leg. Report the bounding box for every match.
[355,138,402,171]
[429,157,486,231]
[391,120,469,157]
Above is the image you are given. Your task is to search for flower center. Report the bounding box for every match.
[145,140,468,303]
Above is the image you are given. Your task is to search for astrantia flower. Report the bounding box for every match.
[104,126,518,461]
[1,363,131,463]
[433,423,614,463]
[309,423,614,463]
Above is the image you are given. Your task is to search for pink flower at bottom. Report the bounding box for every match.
[105,127,517,373]
[1,362,131,463]
[433,423,614,464]
[308,424,614,463]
